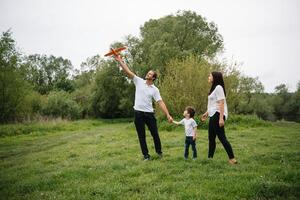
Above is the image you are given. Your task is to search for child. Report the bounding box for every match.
[173,106,198,159]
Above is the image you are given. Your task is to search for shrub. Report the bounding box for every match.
[42,91,81,119]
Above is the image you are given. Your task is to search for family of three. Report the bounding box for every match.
[114,55,237,165]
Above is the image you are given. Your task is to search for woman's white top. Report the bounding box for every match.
[207,85,228,119]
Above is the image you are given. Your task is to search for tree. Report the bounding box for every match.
[272,83,300,121]
[42,90,81,119]
[272,84,290,120]
[22,54,74,94]
[138,10,223,74]
[237,76,264,114]
[159,56,215,116]
[79,55,104,73]
[92,61,134,118]
[72,59,97,118]
[0,30,32,122]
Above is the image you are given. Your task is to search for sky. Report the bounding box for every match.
[0,0,299,92]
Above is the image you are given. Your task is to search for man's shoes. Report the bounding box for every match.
[143,155,151,161]
[157,153,163,159]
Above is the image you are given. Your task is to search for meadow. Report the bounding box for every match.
[0,117,299,200]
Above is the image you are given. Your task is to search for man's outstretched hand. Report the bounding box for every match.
[114,55,123,63]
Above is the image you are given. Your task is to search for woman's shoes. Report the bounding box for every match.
[229,158,238,164]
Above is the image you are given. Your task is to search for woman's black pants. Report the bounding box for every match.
[208,112,235,159]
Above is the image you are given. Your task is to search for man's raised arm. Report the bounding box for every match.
[114,55,135,79]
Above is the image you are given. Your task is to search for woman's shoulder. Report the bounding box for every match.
[211,85,223,94]
[215,85,223,90]
[215,85,225,92]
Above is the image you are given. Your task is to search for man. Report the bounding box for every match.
[114,55,173,161]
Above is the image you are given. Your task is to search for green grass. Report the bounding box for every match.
[0,119,299,199]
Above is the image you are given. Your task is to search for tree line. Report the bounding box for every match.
[0,11,299,123]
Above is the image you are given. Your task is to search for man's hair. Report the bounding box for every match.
[185,106,195,118]
[152,71,157,81]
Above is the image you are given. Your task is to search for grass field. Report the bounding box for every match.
[0,119,299,200]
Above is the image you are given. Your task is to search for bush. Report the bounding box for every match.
[42,91,81,119]
[226,114,272,128]
[158,56,212,117]
[92,61,134,118]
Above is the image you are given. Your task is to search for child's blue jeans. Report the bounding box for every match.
[184,136,197,159]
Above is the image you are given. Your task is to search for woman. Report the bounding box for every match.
[201,72,237,164]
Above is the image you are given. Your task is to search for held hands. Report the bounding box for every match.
[167,115,173,123]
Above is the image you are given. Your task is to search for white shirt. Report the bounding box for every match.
[207,85,228,119]
[179,118,198,137]
[133,75,162,112]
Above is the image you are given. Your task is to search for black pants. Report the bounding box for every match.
[134,110,162,158]
[208,112,235,159]
[184,136,197,159]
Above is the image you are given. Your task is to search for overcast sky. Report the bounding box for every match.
[1,0,299,92]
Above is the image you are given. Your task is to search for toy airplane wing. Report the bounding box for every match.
[104,47,126,57]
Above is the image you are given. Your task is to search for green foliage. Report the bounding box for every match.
[0,30,34,122]
[92,61,134,118]
[138,10,223,74]
[158,56,241,119]
[270,84,300,121]
[42,91,81,119]
[72,69,96,118]
[22,54,74,94]
[226,114,272,128]
[158,56,211,116]
[1,11,300,124]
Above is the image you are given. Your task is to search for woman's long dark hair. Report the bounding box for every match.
[209,71,226,96]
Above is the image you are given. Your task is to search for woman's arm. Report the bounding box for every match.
[218,99,225,127]
[201,111,208,122]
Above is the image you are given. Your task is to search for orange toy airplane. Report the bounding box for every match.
[104,47,126,57]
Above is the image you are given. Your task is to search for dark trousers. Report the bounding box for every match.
[184,136,197,159]
[208,112,235,159]
[134,110,162,158]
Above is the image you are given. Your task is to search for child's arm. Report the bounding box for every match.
[172,120,181,125]
[193,127,197,140]
[173,118,184,125]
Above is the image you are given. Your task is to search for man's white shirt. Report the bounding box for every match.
[133,75,162,112]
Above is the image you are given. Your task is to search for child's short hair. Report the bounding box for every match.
[185,106,195,118]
